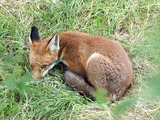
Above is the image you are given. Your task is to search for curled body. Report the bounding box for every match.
[29,26,133,100]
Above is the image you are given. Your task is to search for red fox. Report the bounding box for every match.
[29,26,133,100]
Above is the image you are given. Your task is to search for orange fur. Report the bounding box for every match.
[29,28,133,100]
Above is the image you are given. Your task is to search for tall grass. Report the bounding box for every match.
[0,0,160,119]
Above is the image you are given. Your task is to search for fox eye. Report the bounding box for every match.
[41,64,48,70]
[30,65,34,70]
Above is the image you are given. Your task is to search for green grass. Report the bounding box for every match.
[0,0,160,119]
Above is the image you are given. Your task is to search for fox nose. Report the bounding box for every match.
[33,74,45,80]
[33,72,42,80]
[34,76,43,80]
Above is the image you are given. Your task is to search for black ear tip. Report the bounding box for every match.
[31,26,38,31]
[54,33,58,37]
[30,26,40,41]
[54,33,59,40]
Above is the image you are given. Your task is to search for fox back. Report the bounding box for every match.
[29,26,133,100]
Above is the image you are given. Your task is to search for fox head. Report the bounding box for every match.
[29,26,60,79]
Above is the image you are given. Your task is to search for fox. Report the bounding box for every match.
[29,26,133,100]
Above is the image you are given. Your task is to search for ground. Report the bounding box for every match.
[0,0,160,120]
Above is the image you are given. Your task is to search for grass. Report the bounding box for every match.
[0,0,160,119]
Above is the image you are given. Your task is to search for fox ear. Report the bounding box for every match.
[47,33,59,52]
[29,26,40,44]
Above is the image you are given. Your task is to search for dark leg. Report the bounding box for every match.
[64,70,95,99]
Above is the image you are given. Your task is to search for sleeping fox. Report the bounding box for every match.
[29,26,133,100]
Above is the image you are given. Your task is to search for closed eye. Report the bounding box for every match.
[40,64,52,70]
[41,64,48,70]
[30,64,34,70]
